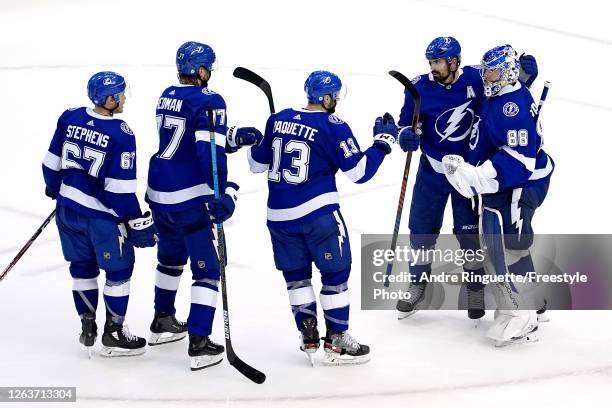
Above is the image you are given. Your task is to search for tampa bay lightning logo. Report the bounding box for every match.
[328,114,344,125]
[201,88,217,95]
[503,102,520,117]
[120,122,134,135]
[434,100,474,142]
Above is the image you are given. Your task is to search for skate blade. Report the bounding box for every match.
[397,310,417,320]
[148,332,187,346]
[301,349,317,367]
[99,346,146,358]
[494,326,539,348]
[472,318,482,329]
[87,347,92,360]
[190,354,223,371]
[321,352,370,366]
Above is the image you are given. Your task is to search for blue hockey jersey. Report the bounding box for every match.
[248,108,387,228]
[145,85,229,212]
[467,81,554,190]
[42,107,141,222]
[399,66,484,173]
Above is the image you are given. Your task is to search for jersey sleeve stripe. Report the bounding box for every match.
[59,183,119,217]
[104,178,137,194]
[343,155,368,182]
[195,130,227,148]
[500,146,536,172]
[43,151,62,171]
[528,155,554,181]
[146,183,214,205]
[247,148,269,173]
[267,192,340,222]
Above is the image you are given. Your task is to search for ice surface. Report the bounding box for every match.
[1,1,611,406]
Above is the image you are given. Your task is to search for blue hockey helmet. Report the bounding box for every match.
[480,44,520,96]
[425,36,461,63]
[304,70,345,103]
[176,41,216,76]
[87,71,126,106]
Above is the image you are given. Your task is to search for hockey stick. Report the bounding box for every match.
[0,209,56,282]
[206,106,266,384]
[233,67,275,114]
[536,81,551,122]
[383,70,421,287]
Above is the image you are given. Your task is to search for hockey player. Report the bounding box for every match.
[247,70,397,365]
[42,71,157,357]
[442,44,554,346]
[145,41,262,370]
[394,37,538,319]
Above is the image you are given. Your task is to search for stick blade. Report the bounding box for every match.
[230,356,266,384]
[388,70,420,106]
[233,66,275,113]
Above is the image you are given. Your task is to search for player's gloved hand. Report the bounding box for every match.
[372,113,397,154]
[227,126,263,148]
[45,187,58,200]
[519,54,538,88]
[207,183,239,223]
[442,155,499,198]
[126,211,158,248]
[398,126,421,152]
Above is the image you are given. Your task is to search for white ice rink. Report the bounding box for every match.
[1,0,611,406]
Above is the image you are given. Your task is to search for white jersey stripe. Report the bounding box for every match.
[59,183,119,217]
[267,192,340,222]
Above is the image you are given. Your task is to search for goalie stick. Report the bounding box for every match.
[384,70,421,287]
[206,106,266,384]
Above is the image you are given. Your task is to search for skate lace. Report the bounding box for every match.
[121,325,138,341]
[341,332,360,351]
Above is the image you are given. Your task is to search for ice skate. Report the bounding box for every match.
[487,310,539,347]
[467,286,485,327]
[322,330,370,366]
[396,282,426,320]
[100,320,146,357]
[537,299,550,323]
[79,312,97,359]
[298,317,320,367]
[148,311,187,346]
[188,335,224,371]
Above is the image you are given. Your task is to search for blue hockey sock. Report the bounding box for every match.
[154,264,183,314]
[103,279,131,325]
[72,277,99,317]
[188,280,218,336]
